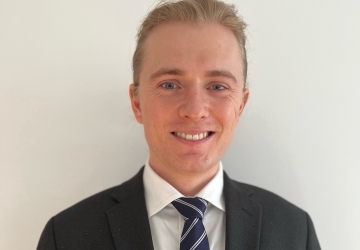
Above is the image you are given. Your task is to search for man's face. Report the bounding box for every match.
[130,22,248,176]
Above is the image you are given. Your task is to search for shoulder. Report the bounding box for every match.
[233,179,304,212]
[224,174,321,249]
[54,168,144,221]
[225,174,309,229]
[225,173,305,213]
[54,185,119,223]
[44,169,144,247]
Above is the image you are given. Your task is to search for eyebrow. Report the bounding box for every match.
[205,70,238,85]
[149,68,185,80]
[149,68,238,85]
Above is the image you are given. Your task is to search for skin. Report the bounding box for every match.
[129,22,249,196]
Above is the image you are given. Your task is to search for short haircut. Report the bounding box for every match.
[132,0,248,93]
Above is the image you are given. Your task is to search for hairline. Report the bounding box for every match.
[136,21,247,80]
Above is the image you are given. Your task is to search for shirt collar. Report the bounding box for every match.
[143,158,225,218]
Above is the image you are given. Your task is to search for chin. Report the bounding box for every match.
[172,156,219,174]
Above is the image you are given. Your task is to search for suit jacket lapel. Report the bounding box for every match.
[106,168,154,250]
[224,172,262,250]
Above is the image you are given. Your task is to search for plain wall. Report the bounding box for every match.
[1,0,359,249]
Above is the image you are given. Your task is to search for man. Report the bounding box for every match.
[37,0,321,249]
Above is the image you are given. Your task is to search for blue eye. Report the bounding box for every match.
[162,82,177,89]
[210,85,226,90]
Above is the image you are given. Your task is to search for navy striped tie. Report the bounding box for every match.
[172,197,210,250]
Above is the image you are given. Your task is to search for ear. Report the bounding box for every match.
[129,83,143,124]
[237,88,250,119]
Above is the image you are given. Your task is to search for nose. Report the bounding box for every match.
[178,87,209,121]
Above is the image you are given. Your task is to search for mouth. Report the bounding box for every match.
[171,131,214,141]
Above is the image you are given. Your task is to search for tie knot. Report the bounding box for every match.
[172,197,208,220]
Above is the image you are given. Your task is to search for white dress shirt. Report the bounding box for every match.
[143,159,226,250]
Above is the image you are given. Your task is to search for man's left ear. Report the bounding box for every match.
[238,88,250,118]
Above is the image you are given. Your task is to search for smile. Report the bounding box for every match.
[172,132,213,141]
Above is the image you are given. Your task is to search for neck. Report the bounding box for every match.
[149,160,219,196]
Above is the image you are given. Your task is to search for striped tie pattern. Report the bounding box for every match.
[172,197,210,250]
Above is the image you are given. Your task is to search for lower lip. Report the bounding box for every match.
[171,132,214,145]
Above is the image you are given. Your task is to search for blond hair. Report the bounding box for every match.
[132,0,248,92]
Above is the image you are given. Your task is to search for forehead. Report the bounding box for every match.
[140,21,243,82]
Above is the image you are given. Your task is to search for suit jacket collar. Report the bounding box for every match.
[105,168,261,250]
[106,168,154,250]
[224,171,262,250]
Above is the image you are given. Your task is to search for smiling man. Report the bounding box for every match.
[37,1,320,250]
[130,21,247,198]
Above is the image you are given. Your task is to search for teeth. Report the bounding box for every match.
[174,132,210,141]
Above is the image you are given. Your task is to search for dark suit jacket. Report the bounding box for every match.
[37,168,321,250]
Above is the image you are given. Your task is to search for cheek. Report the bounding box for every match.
[144,94,181,121]
[141,97,172,132]
[210,98,241,126]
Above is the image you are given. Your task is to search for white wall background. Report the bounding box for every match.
[1,0,359,249]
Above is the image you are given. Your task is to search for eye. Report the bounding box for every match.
[209,84,227,91]
[161,82,177,89]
